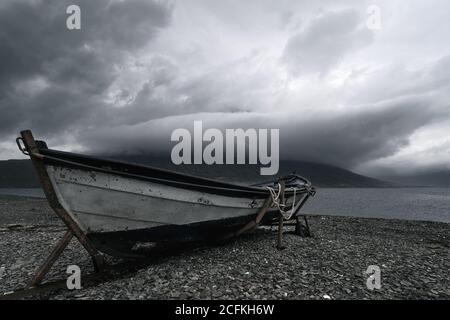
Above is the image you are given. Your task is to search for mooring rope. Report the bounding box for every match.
[266,183,298,221]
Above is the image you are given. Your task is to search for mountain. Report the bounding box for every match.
[103,155,391,187]
[0,159,41,188]
[0,157,390,188]
[381,170,450,187]
[274,161,391,187]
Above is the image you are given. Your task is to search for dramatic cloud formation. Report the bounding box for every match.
[0,0,173,136]
[0,0,449,176]
[282,9,373,75]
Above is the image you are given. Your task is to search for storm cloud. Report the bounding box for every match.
[282,9,374,75]
[0,0,172,136]
[0,0,449,176]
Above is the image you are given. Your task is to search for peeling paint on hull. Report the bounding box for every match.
[46,165,272,235]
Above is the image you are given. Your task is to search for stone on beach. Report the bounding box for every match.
[0,195,449,300]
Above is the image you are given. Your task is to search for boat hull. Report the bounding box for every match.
[86,212,279,257]
[44,163,288,256]
[46,163,274,237]
[17,130,313,267]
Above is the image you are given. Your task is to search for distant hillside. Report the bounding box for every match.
[106,155,391,187]
[0,157,391,188]
[274,161,391,187]
[0,159,41,188]
[381,170,450,187]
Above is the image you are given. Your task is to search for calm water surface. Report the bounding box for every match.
[0,188,45,198]
[303,188,450,223]
[0,187,449,223]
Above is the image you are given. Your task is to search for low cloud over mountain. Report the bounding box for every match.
[1,0,449,176]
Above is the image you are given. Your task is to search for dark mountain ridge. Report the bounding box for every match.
[0,156,391,188]
[0,159,41,188]
[380,170,450,188]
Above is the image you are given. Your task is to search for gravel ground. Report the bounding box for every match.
[0,195,449,300]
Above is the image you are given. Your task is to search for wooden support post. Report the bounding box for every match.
[19,130,105,286]
[220,196,272,241]
[235,196,273,236]
[276,181,286,250]
[303,215,311,235]
[28,230,73,287]
[295,215,312,237]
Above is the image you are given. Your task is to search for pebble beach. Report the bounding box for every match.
[0,195,449,300]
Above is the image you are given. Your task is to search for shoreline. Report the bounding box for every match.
[1,193,448,225]
[0,196,449,300]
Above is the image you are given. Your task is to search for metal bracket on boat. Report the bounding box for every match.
[17,130,105,288]
[16,137,29,156]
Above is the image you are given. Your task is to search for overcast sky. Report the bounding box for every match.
[1,0,449,176]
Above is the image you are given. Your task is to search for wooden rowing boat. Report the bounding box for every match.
[16,130,314,286]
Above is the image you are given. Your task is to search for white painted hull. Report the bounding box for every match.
[17,130,314,258]
[46,165,269,234]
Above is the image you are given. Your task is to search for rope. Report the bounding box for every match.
[266,183,298,221]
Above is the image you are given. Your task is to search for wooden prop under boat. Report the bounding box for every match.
[16,130,315,287]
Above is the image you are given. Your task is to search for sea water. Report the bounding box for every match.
[0,187,449,223]
[303,187,450,223]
